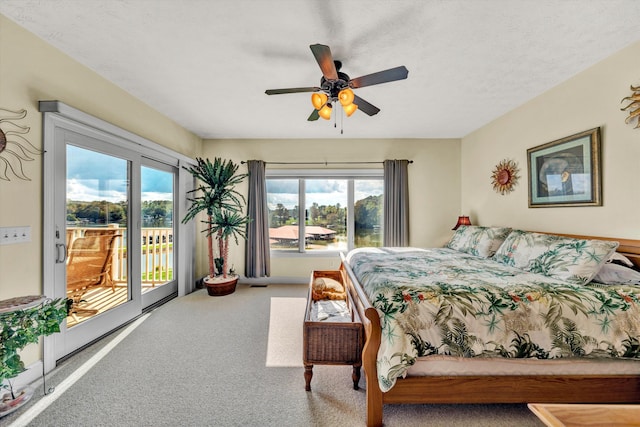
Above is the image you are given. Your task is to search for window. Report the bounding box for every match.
[266,170,383,253]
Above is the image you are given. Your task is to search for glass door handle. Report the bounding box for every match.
[55,243,67,264]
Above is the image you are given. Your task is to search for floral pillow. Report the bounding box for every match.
[493,230,619,285]
[446,225,512,258]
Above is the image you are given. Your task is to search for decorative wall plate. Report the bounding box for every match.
[0,107,41,181]
[621,84,640,129]
[491,159,519,195]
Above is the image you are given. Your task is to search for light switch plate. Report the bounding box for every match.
[0,226,32,245]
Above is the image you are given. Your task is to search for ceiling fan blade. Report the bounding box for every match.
[350,66,409,89]
[307,110,320,121]
[353,95,380,116]
[310,44,338,81]
[265,87,320,95]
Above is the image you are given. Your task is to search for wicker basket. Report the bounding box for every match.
[303,270,364,390]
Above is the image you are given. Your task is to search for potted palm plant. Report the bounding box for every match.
[182,157,250,296]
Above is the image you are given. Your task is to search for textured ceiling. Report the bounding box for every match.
[1,0,639,139]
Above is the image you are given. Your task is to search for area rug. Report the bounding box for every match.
[265,297,306,367]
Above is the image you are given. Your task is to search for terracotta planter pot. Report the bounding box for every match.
[204,275,239,296]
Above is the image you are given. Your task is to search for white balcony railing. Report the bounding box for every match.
[67,226,173,287]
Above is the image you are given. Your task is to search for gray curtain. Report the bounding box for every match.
[383,159,410,246]
[245,160,270,277]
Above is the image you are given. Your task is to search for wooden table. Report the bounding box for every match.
[528,403,640,426]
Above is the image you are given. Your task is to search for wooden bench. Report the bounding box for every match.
[303,270,364,391]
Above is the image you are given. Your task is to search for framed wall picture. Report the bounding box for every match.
[527,127,601,207]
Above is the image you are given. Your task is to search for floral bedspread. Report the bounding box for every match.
[345,247,640,392]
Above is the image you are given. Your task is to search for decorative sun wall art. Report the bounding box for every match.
[621,84,640,129]
[0,108,41,181]
[491,159,520,195]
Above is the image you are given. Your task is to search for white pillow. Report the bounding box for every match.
[592,263,640,285]
[608,252,634,267]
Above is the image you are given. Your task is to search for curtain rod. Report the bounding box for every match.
[241,160,413,165]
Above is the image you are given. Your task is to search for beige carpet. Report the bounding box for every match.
[266,297,306,367]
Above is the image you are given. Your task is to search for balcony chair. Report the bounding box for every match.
[66,233,120,319]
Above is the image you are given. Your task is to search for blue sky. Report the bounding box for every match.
[65,145,380,207]
[266,178,382,209]
[66,145,173,202]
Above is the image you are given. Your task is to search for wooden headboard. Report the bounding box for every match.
[540,232,640,270]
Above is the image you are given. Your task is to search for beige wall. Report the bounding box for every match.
[0,15,202,364]
[462,41,640,238]
[201,138,461,280]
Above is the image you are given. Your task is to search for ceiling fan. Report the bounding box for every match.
[265,44,408,121]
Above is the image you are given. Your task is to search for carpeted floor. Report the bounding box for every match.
[1,284,544,427]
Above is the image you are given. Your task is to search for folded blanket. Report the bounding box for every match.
[311,300,351,322]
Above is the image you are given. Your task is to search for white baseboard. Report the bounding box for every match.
[239,276,307,286]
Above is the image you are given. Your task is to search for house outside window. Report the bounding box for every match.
[266,169,383,254]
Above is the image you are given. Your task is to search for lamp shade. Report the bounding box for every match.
[452,215,471,230]
[318,103,332,120]
[338,88,355,106]
[343,102,358,117]
[311,93,328,110]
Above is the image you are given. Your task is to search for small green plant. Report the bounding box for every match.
[0,298,67,400]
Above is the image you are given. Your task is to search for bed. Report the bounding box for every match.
[339,227,640,427]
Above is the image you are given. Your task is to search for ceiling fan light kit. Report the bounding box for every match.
[265,44,408,127]
[318,103,332,120]
[338,88,355,106]
[311,88,357,120]
[311,93,328,110]
[343,102,358,117]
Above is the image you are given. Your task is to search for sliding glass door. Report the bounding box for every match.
[65,145,131,329]
[49,129,142,357]
[62,153,179,337]
[141,160,178,307]
[42,109,191,363]
[42,102,195,368]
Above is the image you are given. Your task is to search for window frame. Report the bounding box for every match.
[266,168,383,257]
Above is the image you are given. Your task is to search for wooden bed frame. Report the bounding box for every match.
[339,233,640,427]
